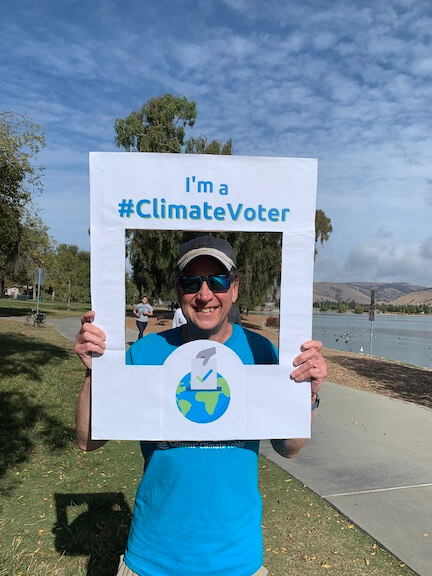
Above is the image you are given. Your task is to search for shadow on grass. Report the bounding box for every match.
[0,303,30,317]
[0,332,74,482]
[0,331,69,380]
[329,354,432,409]
[0,389,75,482]
[53,493,132,576]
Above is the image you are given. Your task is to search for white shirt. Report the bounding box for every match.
[172,307,187,328]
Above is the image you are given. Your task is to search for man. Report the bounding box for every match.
[75,236,327,576]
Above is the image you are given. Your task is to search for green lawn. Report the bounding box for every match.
[0,298,89,319]
[0,319,414,575]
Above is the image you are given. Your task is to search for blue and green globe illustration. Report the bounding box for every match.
[176,373,231,423]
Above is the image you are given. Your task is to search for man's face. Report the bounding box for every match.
[142,297,148,304]
[178,256,238,342]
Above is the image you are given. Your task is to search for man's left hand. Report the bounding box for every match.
[291,340,327,397]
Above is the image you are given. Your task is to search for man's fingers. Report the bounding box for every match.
[293,346,323,367]
[81,310,95,325]
[75,341,106,356]
[78,329,106,348]
[300,339,323,352]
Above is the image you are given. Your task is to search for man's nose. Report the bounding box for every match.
[196,279,213,300]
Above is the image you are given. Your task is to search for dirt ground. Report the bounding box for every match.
[127,311,432,410]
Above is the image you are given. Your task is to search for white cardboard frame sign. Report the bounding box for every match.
[90,152,317,441]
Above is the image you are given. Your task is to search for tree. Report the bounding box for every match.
[116,94,331,307]
[4,213,53,293]
[127,230,281,309]
[315,209,333,258]
[0,112,46,293]
[114,94,197,153]
[47,244,90,305]
[185,136,233,155]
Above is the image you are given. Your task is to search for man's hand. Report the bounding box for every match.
[290,339,327,397]
[74,311,106,370]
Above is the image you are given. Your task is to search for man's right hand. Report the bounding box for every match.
[74,311,106,370]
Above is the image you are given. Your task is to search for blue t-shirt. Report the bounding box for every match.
[125,324,278,576]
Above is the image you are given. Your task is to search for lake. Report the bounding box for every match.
[312,312,432,369]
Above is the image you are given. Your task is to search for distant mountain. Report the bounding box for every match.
[313,282,429,304]
[390,288,432,306]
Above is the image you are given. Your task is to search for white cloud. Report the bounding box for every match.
[1,0,431,285]
[420,238,432,260]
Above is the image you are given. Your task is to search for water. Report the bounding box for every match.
[312,313,432,369]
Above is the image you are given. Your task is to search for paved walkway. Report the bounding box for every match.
[51,317,431,575]
[261,383,432,575]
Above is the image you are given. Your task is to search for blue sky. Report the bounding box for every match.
[2,0,432,286]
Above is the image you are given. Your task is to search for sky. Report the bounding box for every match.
[1,0,432,286]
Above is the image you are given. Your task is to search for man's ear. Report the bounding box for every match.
[231,277,239,303]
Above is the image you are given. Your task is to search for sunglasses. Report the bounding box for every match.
[177,274,233,294]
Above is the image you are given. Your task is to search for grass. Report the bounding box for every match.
[0,318,416,576]
[0,298,89,319]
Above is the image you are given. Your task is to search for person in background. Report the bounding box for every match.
[133,296,153,340]
[172,303,187,328]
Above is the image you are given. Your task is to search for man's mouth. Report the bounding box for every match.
[195,306,218,314]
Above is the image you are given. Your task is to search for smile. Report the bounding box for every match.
[195,306,218,314]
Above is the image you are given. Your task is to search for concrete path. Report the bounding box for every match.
[261,382,432,576]
[50,317,432,575]
[49,316,137,346]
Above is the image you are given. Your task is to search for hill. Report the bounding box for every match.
[390,288,432,306]
[313,282,429,304]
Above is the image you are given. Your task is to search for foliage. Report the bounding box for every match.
[0,112,46,206]
[185,135,233,155]
[0,112,46,290]
[314,299,431,315]
[114,94,197,153]
[315,209,333,258]
[4,212,53,290]
[125,272,139,305]
[127,230,281,308]
[46,244,90,305]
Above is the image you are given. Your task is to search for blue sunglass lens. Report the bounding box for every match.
[179,275,231,293]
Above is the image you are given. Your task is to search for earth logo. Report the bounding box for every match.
[176,372,231,423]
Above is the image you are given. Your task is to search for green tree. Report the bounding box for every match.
[128,230,184,299]
[126,230,281,308]
[315,209,333,258]
[0,112,46,293]
[185,136,233,155]
[47,244,90,305]
[114,94,197,153]
[4,213,53,293]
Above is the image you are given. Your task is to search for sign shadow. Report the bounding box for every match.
[53,492,132,576]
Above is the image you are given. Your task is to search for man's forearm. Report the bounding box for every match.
[75,369,107,451]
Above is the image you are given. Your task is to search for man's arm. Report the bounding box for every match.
[74,311,108,451]
[271,340,327,459]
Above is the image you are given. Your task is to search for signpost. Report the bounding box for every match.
[368,288,375,356]
[34,268,45,314]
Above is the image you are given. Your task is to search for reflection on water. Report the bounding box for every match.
[312,313,432,369]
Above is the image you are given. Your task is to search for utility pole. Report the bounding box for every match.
[368,288,376,356]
